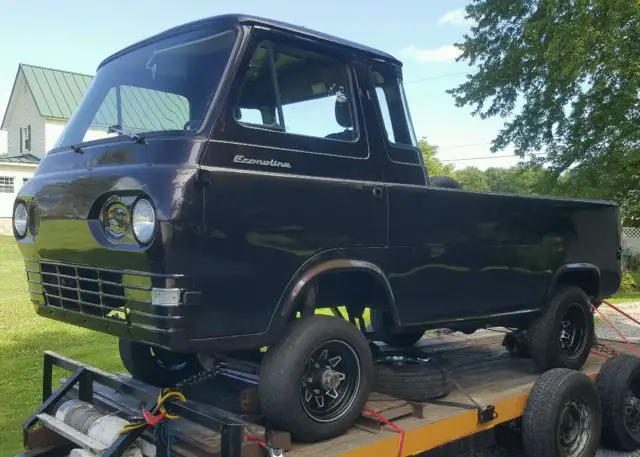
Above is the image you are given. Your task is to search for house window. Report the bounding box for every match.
[20,125,31,152]
[0,177,14,193]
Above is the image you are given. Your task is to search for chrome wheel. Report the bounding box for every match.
[300,340,361,423]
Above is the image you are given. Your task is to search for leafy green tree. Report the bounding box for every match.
[453,167,491,191]
[418,137,455,177]
[448,0,640,175]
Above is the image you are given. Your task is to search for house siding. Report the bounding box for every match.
[5,71,46,158]
[45,120,66,153]
[0,164,37,232]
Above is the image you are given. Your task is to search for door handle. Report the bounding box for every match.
[372,187,383,199]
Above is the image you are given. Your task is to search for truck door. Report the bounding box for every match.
[195,31,388,338]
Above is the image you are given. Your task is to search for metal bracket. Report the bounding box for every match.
[477,405,497,424]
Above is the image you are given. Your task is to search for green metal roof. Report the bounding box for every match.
[21,64,93,121]
[0,153,40,164]
[2,63,190,133]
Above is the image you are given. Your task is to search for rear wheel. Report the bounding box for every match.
[369,308,426,347]
[527,286,594,371]
[259,315,372,442]
[118,339,203,387]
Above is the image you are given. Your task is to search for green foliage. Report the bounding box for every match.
[418,137,454,177]
[452,167,491,191]
[447,0,640,220]
[622,248,640,272]
[620,271,637,293]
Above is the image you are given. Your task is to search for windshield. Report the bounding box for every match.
[53,26,238,150]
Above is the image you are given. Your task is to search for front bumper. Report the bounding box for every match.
[25,259,198,349]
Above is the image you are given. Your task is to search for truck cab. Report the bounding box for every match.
[12,14,622,443]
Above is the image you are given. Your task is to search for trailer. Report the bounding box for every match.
[16,327,640,457]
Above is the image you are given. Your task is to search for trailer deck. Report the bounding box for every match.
[21,330,618,457]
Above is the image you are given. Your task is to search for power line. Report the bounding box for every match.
[404,72,469,84]
[440,152,547,162]
[436,142,492,150]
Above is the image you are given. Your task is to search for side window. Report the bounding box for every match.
[371,70,417,148]
[234,42,358,143]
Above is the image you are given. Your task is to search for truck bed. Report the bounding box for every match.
[42,330,609,457]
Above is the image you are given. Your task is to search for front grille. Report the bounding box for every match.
[29,262,129,319]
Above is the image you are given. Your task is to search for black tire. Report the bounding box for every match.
[522,368,601,457]
[596,354,640,451]
[259,315,373,442]
[372,355,451,402]
[369,308,426,347]
[118,339,203,387]
[429,175,462,189]
[527,286,594,371]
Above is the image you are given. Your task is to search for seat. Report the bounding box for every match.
[325,94,356,141]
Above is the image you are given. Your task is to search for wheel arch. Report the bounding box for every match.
[549,263,601,301]
[274,256,397,325]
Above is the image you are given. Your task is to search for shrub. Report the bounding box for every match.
[622,249,640,272]
[620,271,638,293]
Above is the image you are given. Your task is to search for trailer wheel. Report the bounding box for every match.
[522,368,601,457]
[369,308,426,347]
[372,355,451,402]
[259,315,372,442]
[596,354,640,451]
[118,339,203,387]
[527,286,594,371]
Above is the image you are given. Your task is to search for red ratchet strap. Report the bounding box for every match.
[362,408,406,457]
[245,431,268,449]
[591,301,640,358]
[142,409,166,426]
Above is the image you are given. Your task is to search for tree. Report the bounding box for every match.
[484,165,549,194]
[418,137,455,177]
[453,167,491,191]
[448,0,640,175]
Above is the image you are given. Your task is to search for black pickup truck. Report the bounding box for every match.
[12,14,621,442]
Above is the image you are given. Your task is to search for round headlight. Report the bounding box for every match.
[13,203,28,237]
[132,198,156,244]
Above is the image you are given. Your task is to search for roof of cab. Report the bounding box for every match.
[98,14,401,69]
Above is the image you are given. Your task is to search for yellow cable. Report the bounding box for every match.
[118,388,187,435]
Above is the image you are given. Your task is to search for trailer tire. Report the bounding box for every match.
[527,286,594,371]
[369,308,426,347]
[372,356,451,401]
[259,315,373,442]
[596,354,640,451]
[118,339,203,387]
[522,368,601,457]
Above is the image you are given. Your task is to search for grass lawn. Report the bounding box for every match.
[0,236,124,456]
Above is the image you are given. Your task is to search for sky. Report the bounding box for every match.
[0,0,522,170]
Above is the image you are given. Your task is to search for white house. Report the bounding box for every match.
[0,64,95,234]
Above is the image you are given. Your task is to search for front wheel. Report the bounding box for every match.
[258,315,373,442]
[118,339,203,387]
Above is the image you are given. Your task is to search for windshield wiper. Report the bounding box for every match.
[107,125,148,144]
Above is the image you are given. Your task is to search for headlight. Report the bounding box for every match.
[131,198,155,244]
[13,203,28,237]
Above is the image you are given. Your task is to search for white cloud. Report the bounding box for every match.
[438,8,474,27]
[400,44,461,63]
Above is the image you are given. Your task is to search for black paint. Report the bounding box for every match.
[13,14,622,353]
